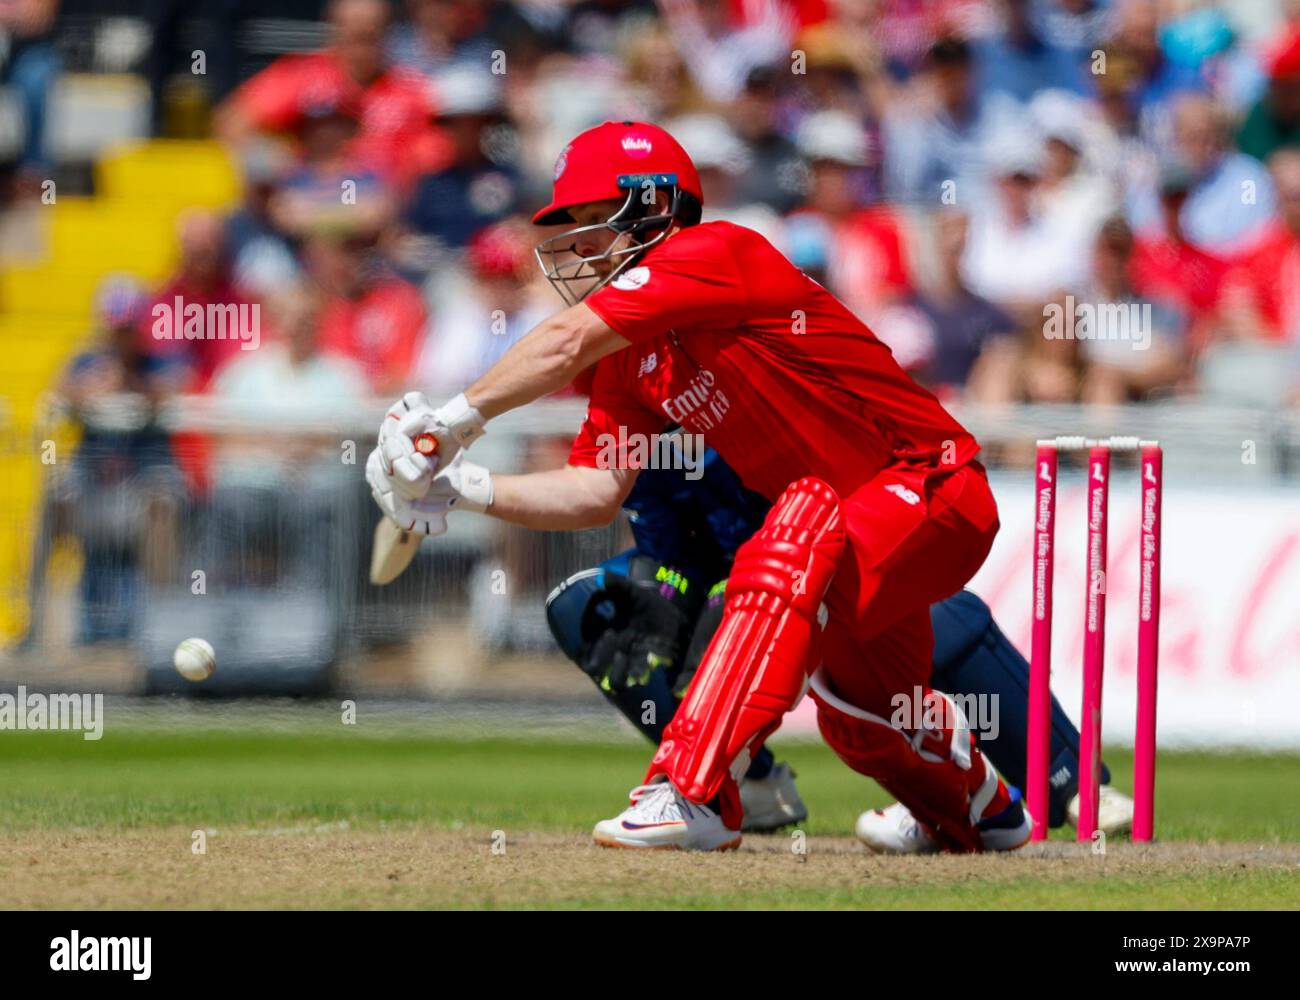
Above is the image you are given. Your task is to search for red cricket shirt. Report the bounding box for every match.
[570,221,979,501]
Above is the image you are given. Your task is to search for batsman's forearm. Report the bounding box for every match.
[485,469,623,531]
[464,304,626,419]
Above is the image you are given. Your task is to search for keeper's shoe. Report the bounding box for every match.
[855,802,939,854]
[1066,784,1135,836]
[855,790,1034,854]
[740,762,808,832]
[592,779,742,851]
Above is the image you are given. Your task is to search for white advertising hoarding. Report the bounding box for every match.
[783,477,1300,749]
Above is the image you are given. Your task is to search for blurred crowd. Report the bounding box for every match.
[43,0,1300,419]
[19,0,1300,644]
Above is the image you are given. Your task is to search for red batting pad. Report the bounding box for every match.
[646,478,845,821]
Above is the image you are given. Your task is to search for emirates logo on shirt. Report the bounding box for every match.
[621,135,653,158]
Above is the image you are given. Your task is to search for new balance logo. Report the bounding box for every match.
[637,353,657,377]
[885,483,920,505]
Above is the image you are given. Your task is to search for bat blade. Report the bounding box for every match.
[369,517,423,585]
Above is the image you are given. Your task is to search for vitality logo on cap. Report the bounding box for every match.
[621,135,653,158]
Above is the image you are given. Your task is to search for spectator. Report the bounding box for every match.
[405,68,520,251]
[388,0,508,79]
[788,22,880,119]
[1031,90,1117,240]
[211,285,369,411]
[962,132,1087,309]
[1217,149,1300,344]
[1076,216,1186,403]
[214,0,445,193]
[667,113,785,247]
[0,0,60,189]
[866,0,991,79]
[1237,28,1300,163]
[150,210,254,387]
[1103,0,1206,149]
[883,36,998,206]
[621,20,710,121]
[1035,0,1111,58]
[1127,93,1276,256]
[207,286,367,590]
[655,0,795,104]
[225,142,299,299]
[974,0,1088,106]
[55,277,188,643]
[1129,160,1227,347]
[306,232,427,394]
[889,209,1018,398]
[788,110,911,324]
[970,289,1088,407]
[1090,35,1162,200]
[268,94,396,241]
[728,65,806,214]
[564,0,661,58]
[414,220,551,396]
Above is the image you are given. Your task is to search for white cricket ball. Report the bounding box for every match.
[173,637,216,682]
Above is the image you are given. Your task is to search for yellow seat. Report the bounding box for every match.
[97,140,242,207]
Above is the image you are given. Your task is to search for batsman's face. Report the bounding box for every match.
[567,198,635,275]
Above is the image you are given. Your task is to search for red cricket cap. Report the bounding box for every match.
[532,121,703,226]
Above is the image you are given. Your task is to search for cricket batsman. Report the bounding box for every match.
[367,120,1031,851]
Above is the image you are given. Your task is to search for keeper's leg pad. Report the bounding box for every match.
[646,477,845,812]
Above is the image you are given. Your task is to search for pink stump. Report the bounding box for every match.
[1133,444,1162,841]
[1077,444,1110,842]
[1027,443,1057,841]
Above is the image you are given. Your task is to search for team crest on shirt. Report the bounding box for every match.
[637,352,657,377]
[613,266,651,290]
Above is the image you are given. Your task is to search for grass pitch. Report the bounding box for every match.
[2,716,1298,909]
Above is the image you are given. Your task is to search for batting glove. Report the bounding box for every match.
[377,391,487,501]
[366,445,456,535]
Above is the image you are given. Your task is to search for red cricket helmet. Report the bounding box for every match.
[532,121,703,225]
[532,121,704,305]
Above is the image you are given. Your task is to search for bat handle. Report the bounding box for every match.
[414,432,439,456]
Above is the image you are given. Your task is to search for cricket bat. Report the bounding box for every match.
[368,432,442,586]
[369,517,424,585]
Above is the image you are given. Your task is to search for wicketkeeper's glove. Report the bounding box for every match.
[580,574,690,692]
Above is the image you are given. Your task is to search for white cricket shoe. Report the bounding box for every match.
[1066,784,1135,836]
[855,794,1034,854]
[592,779,742,851]
[740,763,808,832]
[855,802,940,854]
